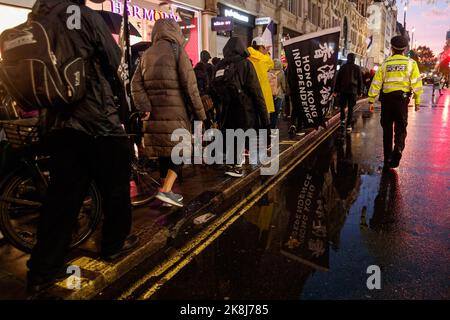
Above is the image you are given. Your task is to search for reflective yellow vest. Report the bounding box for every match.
[368,54,423,105]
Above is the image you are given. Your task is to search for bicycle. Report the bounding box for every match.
[0,116,160,253]
[0,119,102,253]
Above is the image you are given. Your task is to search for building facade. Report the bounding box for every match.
[0,0,371,65]
[203,0,369,65]
[366,0,397,66]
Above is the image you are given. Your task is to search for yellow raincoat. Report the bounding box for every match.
[247,47,275,113]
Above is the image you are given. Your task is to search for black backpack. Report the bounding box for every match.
[0,2,85,112]
[211,61,248,125]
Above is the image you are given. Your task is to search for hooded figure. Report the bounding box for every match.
[131,18,206,158]
[334,53,362,96]
[247,45,275,114]
[213,37,269,177]
[194,50,213,96]
[216,37,269,131]
[333,52,363,131]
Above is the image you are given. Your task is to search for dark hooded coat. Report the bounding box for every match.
[131,19,206,157]
[215,37,269,130]
[334,53,363,95]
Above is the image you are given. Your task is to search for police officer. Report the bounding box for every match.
[368,35,423,169]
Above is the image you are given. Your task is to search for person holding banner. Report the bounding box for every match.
[368,35,423,169]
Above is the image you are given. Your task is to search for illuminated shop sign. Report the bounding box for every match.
[255,17,271,25]
[109,0,181,22]
[224,8,249,23]
[218,4,254,27]
[211,17,233,32]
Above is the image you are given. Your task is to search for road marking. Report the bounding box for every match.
[119,122,341,300]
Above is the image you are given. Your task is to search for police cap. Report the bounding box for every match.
[391,36,409,50]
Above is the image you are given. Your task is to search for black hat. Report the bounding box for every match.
[391,36,409,50]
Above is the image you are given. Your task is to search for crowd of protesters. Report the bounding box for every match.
[0,0,375,295]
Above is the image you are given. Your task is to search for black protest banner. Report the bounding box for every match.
[283,27,340,129]
[281,171,329,271]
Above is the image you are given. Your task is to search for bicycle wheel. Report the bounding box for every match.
[130,159,159,207]
[0,171,102,253]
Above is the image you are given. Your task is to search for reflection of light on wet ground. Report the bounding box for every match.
[443,97,449,125]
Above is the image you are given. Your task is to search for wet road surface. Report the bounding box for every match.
[149,86,449,300]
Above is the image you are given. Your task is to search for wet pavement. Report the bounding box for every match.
[148,86,450,300]
[0,86,448,300]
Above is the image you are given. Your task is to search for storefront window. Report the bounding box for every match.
[0,4,30,58]
[87,0,201,65]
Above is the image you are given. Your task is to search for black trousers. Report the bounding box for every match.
[159,157,182,178]
[339,92,357,124]
[28,129,132,278]
[380,91,409,161]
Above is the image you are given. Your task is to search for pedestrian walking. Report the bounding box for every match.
[20,0,138,294]
[368,36,423,169]
[211,37,269,177]
[268,59,286,130]
[333,53,363,132]
[131,19,206,207]
[247,37,275,117]
[194,50,215,128]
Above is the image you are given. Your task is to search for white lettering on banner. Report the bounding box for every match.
[320,86,332,105]
[224,9,249,23]
[314,43,334,63]
[313,41,336,108]
[292,49,317,124]
[317,64,335,86]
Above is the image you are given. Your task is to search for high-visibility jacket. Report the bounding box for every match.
[368,54,423,105]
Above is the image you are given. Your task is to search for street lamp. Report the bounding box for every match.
[403,4,408,31]
[411,26,415,49]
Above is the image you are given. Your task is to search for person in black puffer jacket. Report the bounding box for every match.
[333,53,363,132]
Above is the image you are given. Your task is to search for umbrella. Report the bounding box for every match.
[96,10,141,37]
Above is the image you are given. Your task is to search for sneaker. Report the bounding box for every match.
[155,191,184,207]
[346,126,352,132]
[225,165,243,177]
[101,235,140,262]
[296,131,306,136]
[288,125,296,136]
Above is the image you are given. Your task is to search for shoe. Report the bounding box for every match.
[225,165,243,177]
[101,235,140,262]
[155,191,184,207]
[26,267,70,295]
[389,151,402,168]
[296,131,306,136]
[346,125,352,132]
[288,125,296,136]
